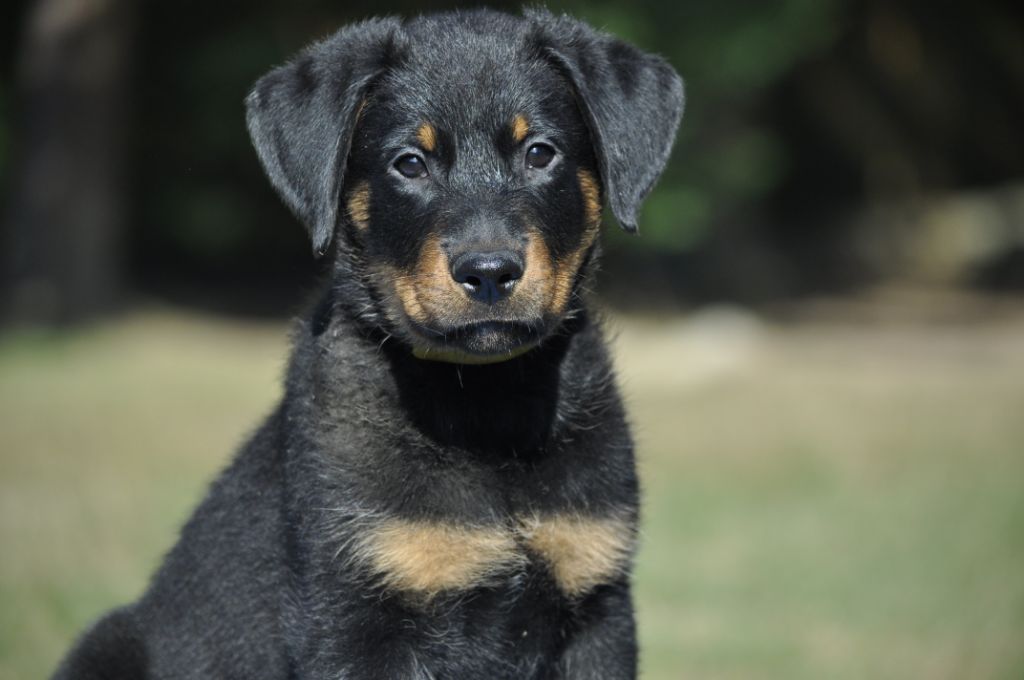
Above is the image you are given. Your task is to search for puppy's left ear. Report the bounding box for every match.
[528,10,684,233]
[245,18,402,256]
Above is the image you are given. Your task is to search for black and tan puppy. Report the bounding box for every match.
[54,8,683,679]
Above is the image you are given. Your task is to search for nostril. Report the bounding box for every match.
[451,250,524,304]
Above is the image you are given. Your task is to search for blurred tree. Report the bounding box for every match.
[1,0,135,324]
[764,0,1024,293]
[1,0,1022,321]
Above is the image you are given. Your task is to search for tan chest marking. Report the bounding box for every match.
[519,514,635,598]
[352,519,524,599]
[352,513,635,601]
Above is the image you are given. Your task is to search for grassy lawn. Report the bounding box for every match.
[1,307,1022,679]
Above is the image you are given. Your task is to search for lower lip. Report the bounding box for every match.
[411,341,538,365]
[407,318,543,357]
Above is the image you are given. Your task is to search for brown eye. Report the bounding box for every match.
[525,143,556,169]
[394,154,428,179]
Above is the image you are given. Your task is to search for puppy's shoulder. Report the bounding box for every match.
[52,607,147,680]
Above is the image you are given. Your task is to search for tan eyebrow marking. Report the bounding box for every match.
[416,122,437,152]
[511,114,530,143]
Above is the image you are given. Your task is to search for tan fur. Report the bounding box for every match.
[346,182,371,230]
[416,122,438,152]
[347,513,633,601]
[354,519,524,599]
[391,234,469,325]
[520,514,635,598]
[577,168,602,229]
[546,170,603,310]
[516,225,586,316]
[551,238,590,313]
[388,228,567,337]
[386,171,601,341]
[519,228,555,307]
[511,114,530,143]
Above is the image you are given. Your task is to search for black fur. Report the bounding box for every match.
[54,9,683,679]
[529,9,684,233]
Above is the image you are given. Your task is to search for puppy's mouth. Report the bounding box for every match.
[405,318,546,364]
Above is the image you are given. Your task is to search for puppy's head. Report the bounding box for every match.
[246,10,683,363]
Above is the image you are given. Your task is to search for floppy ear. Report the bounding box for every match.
[527,10,685,233]
[245,18,401,256]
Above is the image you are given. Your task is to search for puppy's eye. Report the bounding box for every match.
[394,154,428,179]
[525,143,556,169]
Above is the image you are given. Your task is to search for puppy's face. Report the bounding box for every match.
[246,10,684,363]
[342,52,601,360]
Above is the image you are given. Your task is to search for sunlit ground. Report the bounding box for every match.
[1,300,1023,679]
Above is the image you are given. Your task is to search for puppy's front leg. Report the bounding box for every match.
[556,582,638,680]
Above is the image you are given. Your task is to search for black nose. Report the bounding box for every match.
[451,251,524,304]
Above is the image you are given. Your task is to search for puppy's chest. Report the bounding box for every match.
[327,393,637,602]
[345,510,636,601]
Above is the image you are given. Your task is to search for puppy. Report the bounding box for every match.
[53,9,683,679]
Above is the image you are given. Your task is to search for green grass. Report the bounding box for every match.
[2,308,1023,679]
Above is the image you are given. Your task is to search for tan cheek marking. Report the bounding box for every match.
[391,271,427,324]
[520,514,635,598]
[354,520,524,599]
[518,229,555,306]
[416,122,437,152]
[346,182,371,231]
[550,244,587,313]
[578,168,603,229]
[547,170,603,311]
[391,234,469,326]
[511,114,529,143]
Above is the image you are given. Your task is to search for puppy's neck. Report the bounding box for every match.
[294,276,606,456]
[381,315,580,456]
[300,281,606,458]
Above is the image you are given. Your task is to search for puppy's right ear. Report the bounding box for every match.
[246,18,402,257]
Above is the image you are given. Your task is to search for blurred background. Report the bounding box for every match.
[0,0,1022,678]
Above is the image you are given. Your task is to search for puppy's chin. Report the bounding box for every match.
[405,320,547,365]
